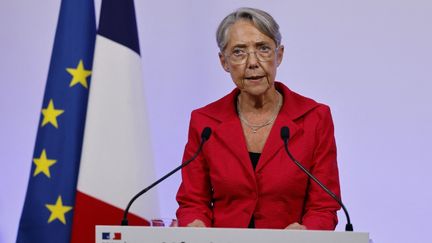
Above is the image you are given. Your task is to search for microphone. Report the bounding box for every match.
[121,127,212,226]
[280,126,354,231]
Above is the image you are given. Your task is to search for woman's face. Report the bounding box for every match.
[219,20,284,96]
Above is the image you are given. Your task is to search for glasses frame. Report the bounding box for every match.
[224,46,280,65]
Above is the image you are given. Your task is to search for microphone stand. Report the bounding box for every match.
[281,126,353,231]
[121,127,211,226]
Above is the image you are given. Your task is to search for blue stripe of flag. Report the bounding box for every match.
[98,0,141,55]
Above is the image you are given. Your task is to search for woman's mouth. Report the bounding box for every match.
[245,75,265,82]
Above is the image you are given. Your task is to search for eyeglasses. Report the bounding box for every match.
[225,46,278,65]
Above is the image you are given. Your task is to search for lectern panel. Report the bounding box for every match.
[96,226,369,243]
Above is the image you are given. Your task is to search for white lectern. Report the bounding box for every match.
[96,225,369,243]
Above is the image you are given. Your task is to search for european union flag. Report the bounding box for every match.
[16,0,96,242]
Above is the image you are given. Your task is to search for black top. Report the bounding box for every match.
[249,152,261,170]
[248,152,261,228]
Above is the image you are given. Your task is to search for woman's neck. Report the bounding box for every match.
[237,87,280,114]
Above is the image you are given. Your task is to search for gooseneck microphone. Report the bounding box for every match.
[280,126,353,231]
[121,127,212,226]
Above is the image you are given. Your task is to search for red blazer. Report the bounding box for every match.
[176,82,341,230]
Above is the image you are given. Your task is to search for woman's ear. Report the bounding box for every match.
[219,52,230,72]
[276,45,284,67]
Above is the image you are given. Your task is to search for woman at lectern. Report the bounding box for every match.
[176,7,341,230]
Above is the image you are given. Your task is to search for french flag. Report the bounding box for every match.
[70,0,159,242]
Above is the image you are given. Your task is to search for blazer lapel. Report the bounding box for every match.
[198,88,256,178]
[256,113,301,173]
[215,118,255,176]
[255,82,319,173]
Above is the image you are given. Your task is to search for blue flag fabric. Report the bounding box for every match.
[16,0,96,242]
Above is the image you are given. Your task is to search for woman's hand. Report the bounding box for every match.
[285,222,307,230]
[187,219,206,227]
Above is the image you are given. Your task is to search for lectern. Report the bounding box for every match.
[96,225,369,243]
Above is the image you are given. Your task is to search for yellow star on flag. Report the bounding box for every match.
[41,99,64,128]
[33,149,57,178]
[45,196,73,224]
[66,59,92,88]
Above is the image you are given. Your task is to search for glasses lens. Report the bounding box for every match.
[228,48,276,65]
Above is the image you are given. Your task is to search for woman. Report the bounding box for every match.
[176,7,341,230]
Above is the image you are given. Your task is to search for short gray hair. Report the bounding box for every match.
[216,7,282,51]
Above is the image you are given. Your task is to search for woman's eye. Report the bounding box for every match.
[259,46,271,52]
[232,49,245,56]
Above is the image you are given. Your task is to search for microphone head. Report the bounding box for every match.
[201,127,212,141]
[280,126,290,141]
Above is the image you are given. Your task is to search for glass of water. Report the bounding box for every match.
[151,218,178,227]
